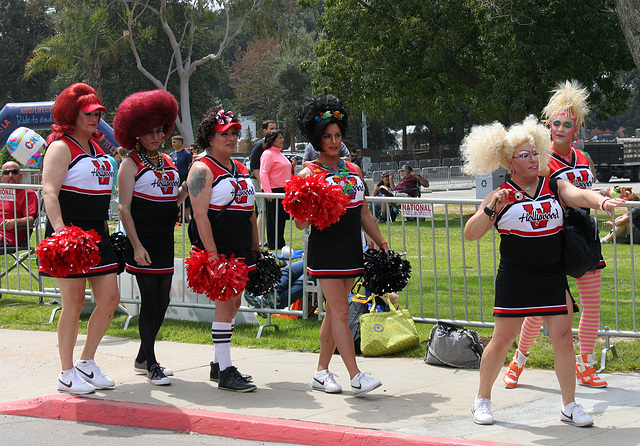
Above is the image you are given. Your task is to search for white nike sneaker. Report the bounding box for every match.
[561,402,594,427]
[58,368,95,395]
[350,371,381,397]
[75,359,115,389]
[472,397,494,425]
[312,369,342,393]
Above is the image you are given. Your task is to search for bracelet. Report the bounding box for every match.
[599,196,610,211]
[484,205,497,221]
[181,181,188,193]
[380,242,388,248]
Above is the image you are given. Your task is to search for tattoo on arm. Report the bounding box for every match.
[189,170,208,198]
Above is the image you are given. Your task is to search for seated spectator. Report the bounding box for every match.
[601,196,640,244]
[372,173,398,222]
[275,258,316,310]
[392,165,429,197]
[597,185,634,200]
[0,161,38,247]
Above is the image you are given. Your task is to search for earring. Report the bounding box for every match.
[135,137,141,152]
[160,140,165,150]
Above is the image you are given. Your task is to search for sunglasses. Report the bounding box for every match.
[2,169,20,176]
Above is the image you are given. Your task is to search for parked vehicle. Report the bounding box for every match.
[589,133,616,142]
[584,138,640,182]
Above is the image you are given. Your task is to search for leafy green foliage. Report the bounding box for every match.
[0,0,55,103]
[25,1,119,92]
[310,0,635,127]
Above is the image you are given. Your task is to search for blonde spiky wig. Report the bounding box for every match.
[461,115,551,175]
[542,80,590,129]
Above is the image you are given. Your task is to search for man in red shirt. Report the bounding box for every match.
[0,161,38,247]
[391,165,429,197]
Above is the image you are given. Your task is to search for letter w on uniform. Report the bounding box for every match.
[522,202,552,229]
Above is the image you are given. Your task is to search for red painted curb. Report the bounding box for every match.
[0,395,513,446]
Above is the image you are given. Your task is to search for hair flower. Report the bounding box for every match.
[315,110,344,122]
[215,109,235,125]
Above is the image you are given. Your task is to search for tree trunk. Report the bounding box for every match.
[615,0,640,72]
[177,78,194,145]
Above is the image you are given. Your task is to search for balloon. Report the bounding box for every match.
[6,127,46,168]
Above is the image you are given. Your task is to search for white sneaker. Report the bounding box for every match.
[312,370,342,393]
[58,369,95,395]
[350,371,381,397]
[561,402,594,427]
[472,397,494,425]
[75,359,115,389]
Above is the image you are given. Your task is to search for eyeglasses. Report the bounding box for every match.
[2,169,20,176]
[512,152,540,160]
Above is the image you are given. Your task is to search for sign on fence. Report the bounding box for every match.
[0,188,16,201]
[401,202,433,218]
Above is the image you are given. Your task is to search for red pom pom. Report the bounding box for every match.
[283,174,349,230]
[185,248,249,301]
[185,247,212,296]
[36,225,101,277]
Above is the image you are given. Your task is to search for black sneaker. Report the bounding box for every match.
[209,361,253,382]
[147,363,172,386]
[218,366,257,392]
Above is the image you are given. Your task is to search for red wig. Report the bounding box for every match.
[112,89,179,152]
[48,83,105,144]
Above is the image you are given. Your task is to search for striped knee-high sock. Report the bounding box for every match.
[517,316,544,354]
[212,321,233,370]
[575,270,602,355]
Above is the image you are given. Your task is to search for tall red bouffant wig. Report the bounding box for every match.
[112,89,179,152]
[48,83,105,144]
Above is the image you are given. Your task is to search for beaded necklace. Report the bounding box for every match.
[316,159,354,194]
[139,151,165,174]
[143,150,161,160]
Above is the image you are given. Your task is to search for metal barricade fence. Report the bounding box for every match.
[3,184,638,350]
[422,166,450,188]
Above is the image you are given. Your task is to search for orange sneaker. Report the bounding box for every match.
[503,350,529,389]
[576,353,608,388]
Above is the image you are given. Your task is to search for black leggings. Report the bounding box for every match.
[135,274,172,369]
[265,187,287,250]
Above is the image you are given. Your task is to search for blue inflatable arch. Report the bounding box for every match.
[0,102,118,157]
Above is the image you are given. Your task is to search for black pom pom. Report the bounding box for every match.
[246,250,282,295]
[110,231,127,274]
[362,248,411,295]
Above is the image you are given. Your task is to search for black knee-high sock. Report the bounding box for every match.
[135,274,172,369]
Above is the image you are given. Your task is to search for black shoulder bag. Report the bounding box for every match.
[549,178,602,278]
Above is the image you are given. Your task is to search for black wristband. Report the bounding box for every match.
[484,205,497,220]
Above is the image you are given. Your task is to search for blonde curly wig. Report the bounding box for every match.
[542,80,590,129]
[461,115,551,175]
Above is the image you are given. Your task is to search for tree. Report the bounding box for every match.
[229,1,321,141]
[615,0,640,73]
[24,0,119,94]
[118,0,264,144]
[1,0,55,104]
[230,39,281,119]
[308,0,635,129]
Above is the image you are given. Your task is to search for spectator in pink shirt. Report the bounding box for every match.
[260,129,293,250]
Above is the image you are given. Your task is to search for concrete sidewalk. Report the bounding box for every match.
[1,329,639,445]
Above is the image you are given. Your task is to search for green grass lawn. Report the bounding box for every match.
[1,208,638,372]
